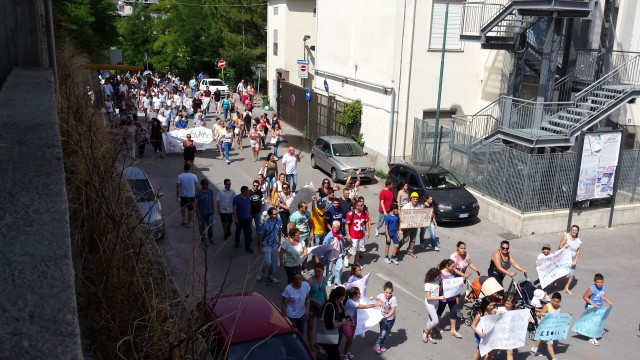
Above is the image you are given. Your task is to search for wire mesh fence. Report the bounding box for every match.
[411,117,640,213]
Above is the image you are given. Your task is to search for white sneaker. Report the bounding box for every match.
[434,246,440,251]
[375,229,379,237]
[256,272,263,281]
[267,276,279,284]
[391,258,399,265]
[327,280,332,287]
[384,257,391,264]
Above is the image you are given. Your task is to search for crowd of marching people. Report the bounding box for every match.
[102,70,623,360]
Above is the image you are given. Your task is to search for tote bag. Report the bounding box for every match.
[316,303,339,344]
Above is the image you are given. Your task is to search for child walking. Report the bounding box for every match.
[531,292,563,359]
[384,204,400,264]
[581,273,613,345]
[373,282,397,354]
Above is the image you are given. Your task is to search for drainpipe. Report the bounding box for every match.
[401,0,418,161]
[391,0,408,163]
[387,87,396,162]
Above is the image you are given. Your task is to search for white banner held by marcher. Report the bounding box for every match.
[536,247,572,289]
[163,128,218,153]
[443,277,465,299]
[354,301,383,337]
[478,309,530,357]
[400,208,432,229]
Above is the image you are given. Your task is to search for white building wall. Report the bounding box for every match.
[316,0,509,164]
[267,0,316,110]
[613,1,640,130]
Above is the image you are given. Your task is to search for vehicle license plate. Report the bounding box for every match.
[458,213,469,218]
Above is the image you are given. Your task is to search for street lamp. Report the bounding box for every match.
[302,35,311,87]
[432,0,449,167]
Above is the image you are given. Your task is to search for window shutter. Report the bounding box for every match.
[429,1,463,50]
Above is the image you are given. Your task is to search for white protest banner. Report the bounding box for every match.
[400,208,432,229]
[290,182,315,209]
[299,244,334,265]
[163,128,218,153]
[344,272,371,295]
[354,301,383,336]
[536,247,572,289]
[572,306,611,339]
[443,277,465,299]
[478,309,530,357]
[534,313,572,341]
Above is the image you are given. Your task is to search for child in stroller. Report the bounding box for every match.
[507,276,549,340]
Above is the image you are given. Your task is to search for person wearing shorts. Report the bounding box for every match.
[345,200,370,267]
[217,179,236,238]
[384,204,400,264]
[176,163,198,227]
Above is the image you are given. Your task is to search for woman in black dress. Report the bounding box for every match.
[183,133,197,169]
[148,118,165,159]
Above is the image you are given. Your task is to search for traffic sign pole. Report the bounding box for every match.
[306,89,311,137]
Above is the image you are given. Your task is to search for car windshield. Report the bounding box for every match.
[332,142,365,157]
[421,171,461,189]
[227,333,312,360]
[208,80,225,87]
[127,179,156,202]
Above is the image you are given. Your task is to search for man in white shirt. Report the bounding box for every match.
[217,178,237,238]
[104,81,114,100]
[176,163,199,227]
[152,92,162,118]
[282,147,301,192]
[399,192,422,259]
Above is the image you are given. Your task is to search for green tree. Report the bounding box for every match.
[117,0,266,80]
[53,0,119,61]
[117,3,155,68]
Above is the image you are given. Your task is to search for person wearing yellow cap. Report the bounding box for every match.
[398,192,423,259]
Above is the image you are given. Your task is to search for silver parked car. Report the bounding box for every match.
[123,165,165,240]
[310,136,375,183]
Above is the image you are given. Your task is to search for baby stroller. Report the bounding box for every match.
[462,276,504,326]
[506,276,546,340]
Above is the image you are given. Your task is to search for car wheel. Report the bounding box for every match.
[311,155,318,169]
[331,168,339,183]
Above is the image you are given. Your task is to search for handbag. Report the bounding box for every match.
[316,303,339,344]
[270,136,278,145]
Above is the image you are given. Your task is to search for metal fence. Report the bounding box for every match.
[279,82,360,139]
[411,117,640,213]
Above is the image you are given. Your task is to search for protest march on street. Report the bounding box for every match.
[102,72,630,360]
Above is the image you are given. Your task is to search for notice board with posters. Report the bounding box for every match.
[575,131,622,201]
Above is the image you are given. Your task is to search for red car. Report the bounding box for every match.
[201,292,314,360]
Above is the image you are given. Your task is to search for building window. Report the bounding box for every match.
[274,6,278,15]
[429,1,463,50]
[273,29,278,56]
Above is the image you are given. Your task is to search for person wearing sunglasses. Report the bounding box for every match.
[487,240,527,286]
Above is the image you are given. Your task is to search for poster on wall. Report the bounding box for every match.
[575,132,622,201]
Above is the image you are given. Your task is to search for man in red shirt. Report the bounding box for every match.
[345,200,370,267]
[376,180,394,237]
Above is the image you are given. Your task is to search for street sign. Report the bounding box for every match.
[297,59,309,79]
[256,68,263,78]
[218,59,226,69]
[324,79,329,93]
[305,89,311,102]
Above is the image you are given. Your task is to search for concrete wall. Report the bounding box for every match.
[0,1,47,87]
[0,68,82,358]
[470,188,640,237]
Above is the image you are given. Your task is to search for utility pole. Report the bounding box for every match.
[432,0,449,167]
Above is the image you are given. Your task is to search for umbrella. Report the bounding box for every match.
[143,70,153,76]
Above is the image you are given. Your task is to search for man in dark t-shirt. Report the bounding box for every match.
[233,186,253,253]
[191,93,203,113]
[249,180,264,236]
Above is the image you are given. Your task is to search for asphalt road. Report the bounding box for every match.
[137,100,640,360]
